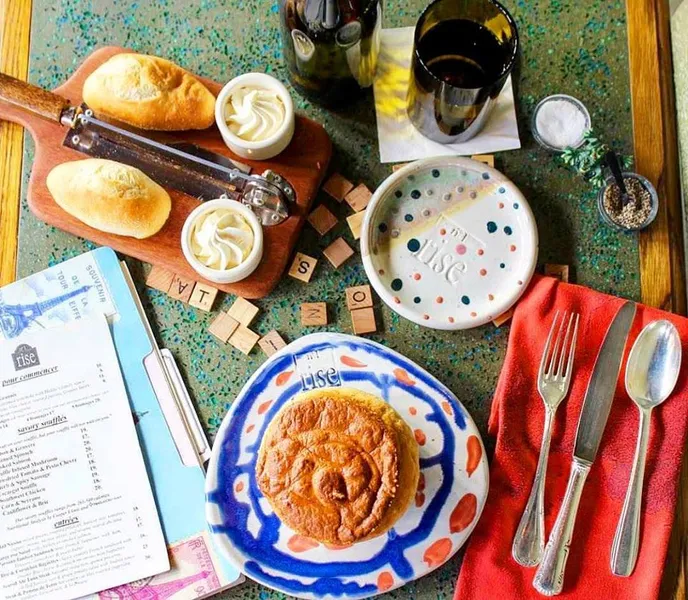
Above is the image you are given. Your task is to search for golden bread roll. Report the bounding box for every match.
[46,159,171,239]
[82,53,215,130]
[256,387,419,545]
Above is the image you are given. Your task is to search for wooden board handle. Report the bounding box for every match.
[0,72,68,123]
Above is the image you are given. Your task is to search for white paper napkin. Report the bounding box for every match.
[373,27,521,163]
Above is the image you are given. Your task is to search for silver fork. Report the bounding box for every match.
[512,311,580,567]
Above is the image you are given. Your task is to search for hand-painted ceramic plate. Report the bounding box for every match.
[206,333,489,600]
[361,157,538,330]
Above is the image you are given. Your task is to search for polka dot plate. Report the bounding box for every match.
[361,157,538,330]
[206,333,489,599]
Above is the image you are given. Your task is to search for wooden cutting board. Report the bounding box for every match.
[0,46,332,299]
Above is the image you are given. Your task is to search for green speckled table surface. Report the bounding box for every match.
[17,1,636,598]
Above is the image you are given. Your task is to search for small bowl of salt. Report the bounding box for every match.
[531,94,591,152]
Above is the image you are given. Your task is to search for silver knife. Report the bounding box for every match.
[533,301,636,596]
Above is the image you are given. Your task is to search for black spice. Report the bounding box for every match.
[602,177,653,229]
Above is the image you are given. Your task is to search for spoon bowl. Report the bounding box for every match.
[625,319,681,410]
[611,319,682,577]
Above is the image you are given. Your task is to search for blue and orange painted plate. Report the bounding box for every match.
[361,157,539,330]
[206,333,489,599]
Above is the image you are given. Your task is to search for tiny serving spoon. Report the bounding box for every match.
[610,319,682,577]
[605,151,633,208]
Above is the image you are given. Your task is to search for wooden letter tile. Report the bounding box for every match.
[322,173,354,202]
[301,302,328,326]
[351,307,376,335]
[471,154,495,167]
[544,264,570,283]
[145,265,175,293]
[189,283,219,312]
[344,183,372,212]
[307,204,338,236]
[208,312,239,343]
[288,252,318,283]
[492,308,514,328]
[168,274,196,303]
[258,330,287,356]
[228,326,260,355]
[227,297,260,326]
[346,211,366,241]
[346,285,373,310]
[323,237,354,268]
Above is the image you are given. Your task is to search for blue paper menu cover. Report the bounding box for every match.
[0,247,241,600]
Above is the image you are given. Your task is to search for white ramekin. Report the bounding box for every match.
[215,73,295,161]
[181,199,264,284]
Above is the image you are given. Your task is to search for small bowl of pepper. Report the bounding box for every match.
[597,172,658,232]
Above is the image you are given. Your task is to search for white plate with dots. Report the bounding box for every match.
[361,157,538,330]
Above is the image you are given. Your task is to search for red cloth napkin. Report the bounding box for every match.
[455,275,688,600]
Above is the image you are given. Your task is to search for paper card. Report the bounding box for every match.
[0,253,117,340]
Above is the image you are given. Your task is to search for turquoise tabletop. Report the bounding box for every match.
[18,1,636,598]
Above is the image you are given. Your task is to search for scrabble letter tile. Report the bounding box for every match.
[492,308,514,328]
[301,302,327,326]
[351,307,376,335]
[346,285,373,310]
[344,184,372,212]
[471,154,495,167]
[229,326,260,355]
[346,211,366,241]
[258,330,287,356]
[288,253,318,283]
[146,265,175,293]
[208,312,239,343]
[227,297,260,326]
[323,237,354,269]
[168,274,196,303]
[189,283,219,312]
[307,204,338,236]
[322,173,354,202]
[544,264,570,283]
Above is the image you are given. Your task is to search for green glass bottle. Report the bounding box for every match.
[280,0,382,106]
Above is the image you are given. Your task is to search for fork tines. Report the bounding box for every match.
[540,311,580,382]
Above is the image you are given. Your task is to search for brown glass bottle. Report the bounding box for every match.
[280,0,382,106]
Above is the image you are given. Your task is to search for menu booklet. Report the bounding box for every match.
[0,315,170,600]
[0,248,242,600]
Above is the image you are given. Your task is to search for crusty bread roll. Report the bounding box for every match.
[82,53,215,130]
[46,159,171,239]
[256,387,420,545]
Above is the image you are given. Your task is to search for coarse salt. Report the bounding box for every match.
[535,98,589,150]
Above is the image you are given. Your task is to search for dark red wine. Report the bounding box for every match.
[416,19,511,88]
[407,0,518,143]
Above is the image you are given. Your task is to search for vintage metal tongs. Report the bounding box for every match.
[0,72,294,226]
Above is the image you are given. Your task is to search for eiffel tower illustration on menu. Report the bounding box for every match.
[0,285,91,339]
[98,570,213,599]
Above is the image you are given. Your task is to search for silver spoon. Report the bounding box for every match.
[610,319,681,577]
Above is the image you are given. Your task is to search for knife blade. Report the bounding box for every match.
[574,300,637,462]
[534,301,636,596]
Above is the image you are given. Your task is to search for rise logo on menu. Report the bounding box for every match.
[11,344,40,371]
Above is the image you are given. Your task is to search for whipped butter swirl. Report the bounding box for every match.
[224,86,286,141]
[190,208,255,270]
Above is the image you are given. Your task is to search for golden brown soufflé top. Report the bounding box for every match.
[255,387,419,545]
